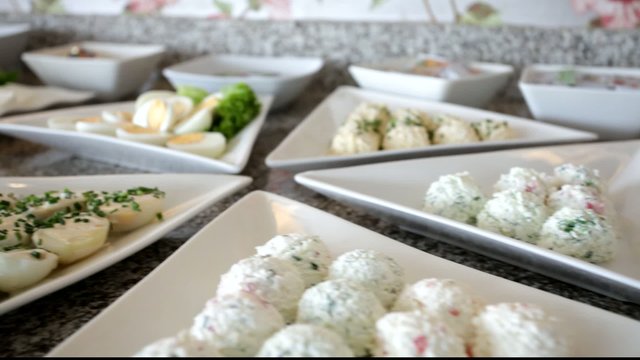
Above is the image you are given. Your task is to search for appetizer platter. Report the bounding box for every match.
[0,173,251,315]
[48,191,640,356]
[295,140,640,302]
[266,86,597,172]
[0,83,272,174]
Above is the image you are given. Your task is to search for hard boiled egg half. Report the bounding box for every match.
[135,90,176,111]
[132,96,192,133]
[75,116,119,136]
[47,115,82,131]
[166,132,226,158]
[116,124,171,146]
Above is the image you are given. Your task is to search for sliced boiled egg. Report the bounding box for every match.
[75,116,118,136]
[102,110,133,124]
[195,93,221,113]
[33,213,110,265]
[173,108,213,135]
[135,90,176,111]
[166,132,226,158]
[0,249,58,293]
[47,116,82,131]
[0,214,33,250]
[28,190,85,220]
[132,99,179,132]
[116,124,171,146]
[165,95,194,121]
[98,193,165,232]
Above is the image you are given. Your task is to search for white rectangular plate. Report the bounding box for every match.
[0,96,272,174]
[0,173,251,315]
[48,191,640,356]
[295,140,640,303]
[266,86,597,172]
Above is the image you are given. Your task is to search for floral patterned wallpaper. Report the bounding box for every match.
[2,0,639,29]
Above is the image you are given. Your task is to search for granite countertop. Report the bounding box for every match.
[0,79,639,356]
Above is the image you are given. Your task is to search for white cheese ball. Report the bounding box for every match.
[392,278,483,343]
[257,324,354,357]
[375,311,466,357]
[329,119,381,155]
[135,330,221,357]
[190,292,285,357]
[471,119,514,141]
[256,233,332,288]
[217,255,305,323]
[538,207,616,263]
[477,190,548,244]
[552,163,605,193]
[547,184,608,216]
[297,279,386,356]
[382,120,430,150]
[346,102,390,132]
[471,303,570,357]
[432,116,479,145]
[423,172,487,224]
[329,249,404,308]
[494,167,549,200]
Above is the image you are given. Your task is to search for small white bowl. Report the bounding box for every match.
[163,54,324,110]
[519,64,640,140]
[22,41,166,101]
[0,23,29,70]
[348,55,513,108]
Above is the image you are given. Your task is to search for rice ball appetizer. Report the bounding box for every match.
[552,163,605,193]
[432,115,480,145]
[190,292,285,357]
[257,324,354,357]
[329,118,381,155]
[471,119,514,141]
[423,172,487,224]
[345,102,391,132]
[328,249,404,308]
[382,111,430,151]
[477,189,548,244]
[297,279,386,356]
[135,330,221,357]
[493,167,549,200]
[375,311,466,357]
[255,233,332,288]
[392,278,483,342]
[538,207,616,263]
[471,302,570,357]
[547,184,609,216]
[216,255,305,323]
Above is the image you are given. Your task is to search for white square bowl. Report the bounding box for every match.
[348,55,514,108]
[519,64,640,140]
[163,54,324,110]
[0,23,29,70]
[22,41,166,101]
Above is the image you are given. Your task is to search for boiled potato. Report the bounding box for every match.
[0,249,58,293]
[100,194,164,232]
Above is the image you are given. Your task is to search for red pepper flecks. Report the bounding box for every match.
[413,335,429,354]
[449,308,460,317]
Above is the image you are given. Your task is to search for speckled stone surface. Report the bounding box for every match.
[0,14,640,357]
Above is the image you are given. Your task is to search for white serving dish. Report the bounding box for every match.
[349,55,513,108]
[295,140,640,303]
[266,86,597,172]
[0,173,251,315]
[0,96,272,174]
[0,83,94,116]
[49,191,640,356]
[22,41,166,101]
[0,23,29,70]
[163,54,324,110]
[519,64,640,140]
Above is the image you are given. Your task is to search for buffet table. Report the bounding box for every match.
[2,13,640,356]
[0,82,639,356]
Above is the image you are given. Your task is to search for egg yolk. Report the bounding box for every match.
[172,101,190,118]
[79,116,102,123]
[116,111,133,122]
[168,133,204,145]
[121,124,159,134]
[147,100,168,131]
[197,97,219,112]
